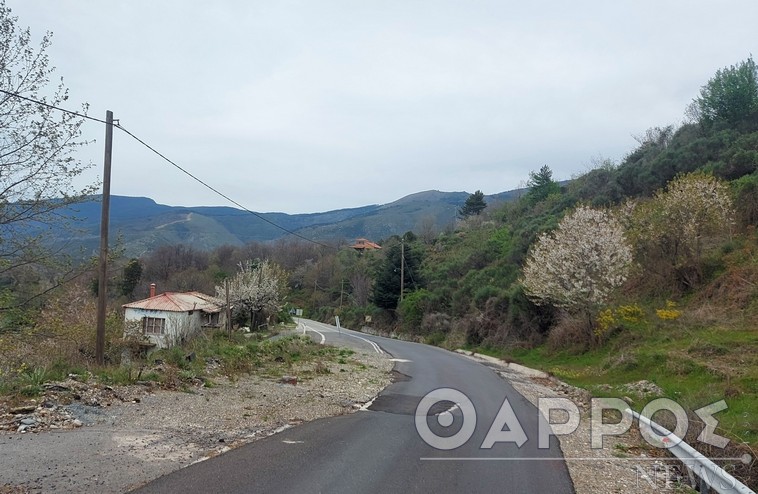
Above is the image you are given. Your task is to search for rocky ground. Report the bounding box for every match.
[0,350,393,493]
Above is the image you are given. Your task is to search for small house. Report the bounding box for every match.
[350,238,382,251]
[123,286,226,349]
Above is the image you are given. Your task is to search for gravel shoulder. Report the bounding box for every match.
[456,350,697,494]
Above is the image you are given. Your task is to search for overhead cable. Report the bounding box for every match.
[0,88,333,249]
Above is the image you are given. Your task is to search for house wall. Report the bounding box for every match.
[124,307,202,349]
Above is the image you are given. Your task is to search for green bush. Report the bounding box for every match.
[398,289,436,333]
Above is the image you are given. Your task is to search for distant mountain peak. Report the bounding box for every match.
[50,187,526,257]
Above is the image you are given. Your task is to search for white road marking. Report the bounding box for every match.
[299,319,382,353]
[342,332,383,354]
[282,440,304,444]
[389,358,411,362]
[359,396,378,411]
[303,324,326,344]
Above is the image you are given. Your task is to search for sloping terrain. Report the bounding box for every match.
[49,189,519,257]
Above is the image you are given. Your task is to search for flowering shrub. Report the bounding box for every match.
[595,309,617,337]
[628,172,735,290]
[616,304,644,323]
[594,304,645,338]
[522,205,633,312]
[656,300,682,320]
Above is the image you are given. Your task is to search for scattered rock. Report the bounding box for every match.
[1,377,152,433]
[619,380,664,397]
[279,376,298,386]
[42,383,70,392]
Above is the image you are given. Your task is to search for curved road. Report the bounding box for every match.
[133,319,574,493]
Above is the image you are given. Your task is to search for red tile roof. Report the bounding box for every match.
[123,291,224,313]
[350,238,382,250]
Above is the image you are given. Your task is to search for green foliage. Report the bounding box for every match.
[458,190,487,218]
[731,171,758,227]
[373,237,424,310]
[526,165,561,203]
[398,289,436,333]
[120,258,143,298]
[422,226,518,317]
[695,56,758,130]
[501,307,758,449]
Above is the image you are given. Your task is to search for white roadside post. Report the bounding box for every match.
[295,309,304,334]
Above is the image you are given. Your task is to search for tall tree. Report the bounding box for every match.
[459,190,487,218]
[0,2,95,308]
[526,165,560,203]
[373,236,423,310]
[694,56,758,129]
[120,258,143,299]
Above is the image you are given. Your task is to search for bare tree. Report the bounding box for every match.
[0,2,96,308]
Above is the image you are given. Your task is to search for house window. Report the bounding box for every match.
[143,317,166,335]
[203,312,220,327]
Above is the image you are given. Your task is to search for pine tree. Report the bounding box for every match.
[526,165,560,203]
[459,190,487,218]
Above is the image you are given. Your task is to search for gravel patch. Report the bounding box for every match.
[0,350,392,493]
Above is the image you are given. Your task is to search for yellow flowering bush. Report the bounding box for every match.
[656,300,682,320]
[595,309,617,337]
[595,304,645,338]
[616,304,644,323]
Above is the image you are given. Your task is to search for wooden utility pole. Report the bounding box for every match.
[400,237,405,302]
[225,278,231,338]
[95,110,114,365]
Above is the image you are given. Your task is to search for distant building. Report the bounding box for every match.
[350,238,382,251]
[123,284,225,349]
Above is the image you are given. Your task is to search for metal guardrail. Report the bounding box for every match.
[626,409,755,494]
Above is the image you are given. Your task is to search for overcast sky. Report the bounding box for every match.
[7,1,757,214]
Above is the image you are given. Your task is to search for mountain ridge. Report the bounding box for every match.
[54,188,526,257]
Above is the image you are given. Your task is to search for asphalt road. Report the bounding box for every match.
[132,319,574,493]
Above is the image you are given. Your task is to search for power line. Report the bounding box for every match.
[0,88,334,249]
[0,88,109,125]
[114,123,334,249]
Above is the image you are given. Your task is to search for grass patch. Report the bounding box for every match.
[0,330,359,400]
[497,314,758,449]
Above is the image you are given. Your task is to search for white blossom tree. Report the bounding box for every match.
[628,172,735,289]
[521,205,633,341]
[216,259,288,330]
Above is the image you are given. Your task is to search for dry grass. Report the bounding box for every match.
[546,312,592,353]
